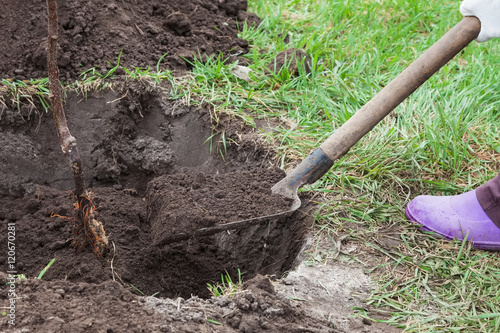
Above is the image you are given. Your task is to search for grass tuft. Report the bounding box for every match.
[207,269,244,297]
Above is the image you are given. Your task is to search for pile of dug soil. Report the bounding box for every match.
[0,0,260,80]
[0,274,338,332]
[147,168,293,242]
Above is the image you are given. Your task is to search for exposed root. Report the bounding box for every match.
[72,191,109,257]
[51,191,109,257]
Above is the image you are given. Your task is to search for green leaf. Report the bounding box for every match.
[207,318,222,325]
[37,258,56,279]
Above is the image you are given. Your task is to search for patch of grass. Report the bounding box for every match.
[0,78,51,118]
[357,234,500,332]
[0,57,181,119]
[189,0,499,331]
[207,269,244,297]
[205,129,239,161]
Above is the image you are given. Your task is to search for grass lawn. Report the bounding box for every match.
[181,0,500,331]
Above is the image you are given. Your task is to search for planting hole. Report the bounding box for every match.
[0,86,311,298]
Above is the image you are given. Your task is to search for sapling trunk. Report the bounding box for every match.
[46,0,108,257]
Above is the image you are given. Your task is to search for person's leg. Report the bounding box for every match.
[476,173,500,227]
[405,174,500,251]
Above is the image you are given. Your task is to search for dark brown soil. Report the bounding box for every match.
[0,81,306,289]
[0,274,338,332]
[0,0,260,80]
[147,168,293,242]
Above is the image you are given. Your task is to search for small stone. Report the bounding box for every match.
[231,65,252,82]
[54,289,65,296]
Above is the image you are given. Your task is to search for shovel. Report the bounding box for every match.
[156,17,481,246]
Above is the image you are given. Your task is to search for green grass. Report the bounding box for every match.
[207,269,244,297]
[238,1,499,331]
[363,238,500,331]
[0,78,51,118]
[129,284,159,297]
[186,0,500,331]
[1,0,499,331]
[37,258,55,279]
[206,318,223,325]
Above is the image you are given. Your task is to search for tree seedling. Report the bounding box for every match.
[46,0,108,257]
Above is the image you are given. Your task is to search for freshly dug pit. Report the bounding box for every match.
[0,84,310,300]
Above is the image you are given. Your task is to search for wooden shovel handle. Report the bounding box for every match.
[319,17,481,161]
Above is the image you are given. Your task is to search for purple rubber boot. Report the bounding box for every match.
[405,190,500,251]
